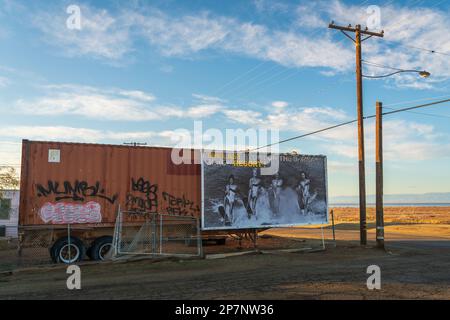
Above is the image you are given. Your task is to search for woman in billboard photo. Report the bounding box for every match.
[297,171,317,215]
[248,168,262,217]
[224,175,238,225]
[246,168,272,223]
[270,172,283,217]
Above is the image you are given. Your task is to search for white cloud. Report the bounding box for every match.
[0,125,187,145]
[27,1,450,87]
[0,141,21,166]
[0,76,10,88]
[295,4,327,28]
[223,105,351,140]
[118,90,155,102]
[186,104,223,118]
[134,9,352,69]
[133,11,230,56]
[324,119,450,162]
[16,85,221,121]
[222,102,450,162]
[296,0,450,88]
[31,4,353,71]
[33,5,131,60]
[192,93,227,104]
[253,0,289,13]
[271,101,288,109]
[0,126,101,141]
[222,109,263,125]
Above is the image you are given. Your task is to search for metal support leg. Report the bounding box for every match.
[321,226,325,250]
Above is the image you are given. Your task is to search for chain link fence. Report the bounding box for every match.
[0,228,55,272]
[113,210,202,259]
[0,210,335,272]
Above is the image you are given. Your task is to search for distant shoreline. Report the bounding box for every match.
[330,203,450,207]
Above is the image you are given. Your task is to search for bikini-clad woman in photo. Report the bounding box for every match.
[297,171,311,215]
[224,174,238,224]
[248,168,262,218]
[270,172,283,217]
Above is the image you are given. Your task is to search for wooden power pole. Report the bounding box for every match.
[375,101,385,249]
[328,22,384,245]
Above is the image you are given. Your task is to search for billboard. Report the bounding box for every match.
[201,151,328,230]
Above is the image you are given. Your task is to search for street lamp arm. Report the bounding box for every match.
[362,69,430,79]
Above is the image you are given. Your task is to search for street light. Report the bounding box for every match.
[362,69,431,79]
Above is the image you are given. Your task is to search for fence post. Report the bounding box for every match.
[67,223,71,263]
[113,205,122,256]
[197,217,203,258]
[331,209,336,247]
[321,226,325,249]
[160,214,163,254]
[17,232,23,257]
[151,213,156,255]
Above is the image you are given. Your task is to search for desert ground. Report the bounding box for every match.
[0,206,449,300]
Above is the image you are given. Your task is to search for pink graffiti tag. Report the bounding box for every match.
[38,201,102,224]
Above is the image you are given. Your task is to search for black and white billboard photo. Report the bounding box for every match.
[202,151,328,230]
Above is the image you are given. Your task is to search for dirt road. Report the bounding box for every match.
[0,224,449,300]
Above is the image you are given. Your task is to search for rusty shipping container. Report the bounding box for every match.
[19,140,202,228]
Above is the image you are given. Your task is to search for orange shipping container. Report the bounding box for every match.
[19,140,202,227]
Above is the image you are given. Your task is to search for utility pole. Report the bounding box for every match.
[375,101,385,249]
[328,22,384,245]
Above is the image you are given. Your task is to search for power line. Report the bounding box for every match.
[383,106,450,119]
[251,120,358,152]
[245,0,448,152]
[384,41,450,58]
[209,0,379,102]
[384,94,450,107]
[251,97,450,152]
[362,60,407,72]
[212,60,269,97]
[214,0,440,104]
[217,64,281,98]
[211,0,425,104]
[401,44,450,57]
[230,66,293,99]
[380,98,450,116]
[379,0,450,58]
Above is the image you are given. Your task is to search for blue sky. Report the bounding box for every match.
[0,0,450,197]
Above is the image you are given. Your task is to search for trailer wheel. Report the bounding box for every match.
[86,246,93,260]
[49,246,57,263]
[51,236,85,264]
[90,236,113,261]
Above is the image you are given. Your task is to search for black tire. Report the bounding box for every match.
[49,245,57,263]
[86,246,93,260]
[51,236,85,264]
[89,236,113,261]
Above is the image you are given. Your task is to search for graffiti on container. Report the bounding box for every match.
[39,201,102,224]
[162,191,200,217]
[36,180,118,204]
[126,177,158,214]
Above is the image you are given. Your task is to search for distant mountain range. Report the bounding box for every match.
[330,192,450,204]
